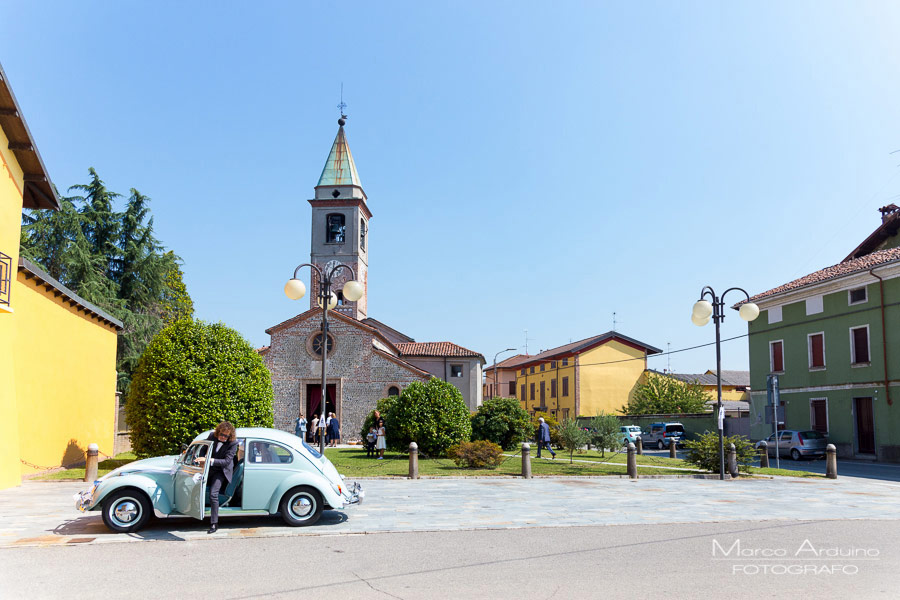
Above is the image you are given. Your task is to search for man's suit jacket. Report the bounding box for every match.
[205,433,239,482]
[538,423,552,443]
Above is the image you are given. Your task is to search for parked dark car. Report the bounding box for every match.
[756,430,828,461]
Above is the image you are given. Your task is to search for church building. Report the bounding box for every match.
[262,117,484,440]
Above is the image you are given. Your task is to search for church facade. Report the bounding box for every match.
[262,118,484,440]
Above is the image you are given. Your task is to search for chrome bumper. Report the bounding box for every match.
[74,489,93,512]
[345,481,364,506]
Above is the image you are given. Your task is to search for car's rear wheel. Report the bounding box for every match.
[280,486,323,527]
[101,489,152,533]
[791,449,802,461]
[657,440,665,450]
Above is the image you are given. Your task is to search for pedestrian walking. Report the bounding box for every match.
[536,417,556,459]
[294,413,307,440]
[329,412,340,447]
[375,418,387,459]
[324,413,333,445]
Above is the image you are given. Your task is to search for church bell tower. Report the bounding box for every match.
[308,116,371,320]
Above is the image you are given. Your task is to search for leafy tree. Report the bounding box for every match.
[70,168,121,280]
[159,252,194,325]
[622,372,712,415]
[556,419,590,464]
[530,411,560,447]
[381,378,472,456]
[588,412,621,457]
[19,193,80,281]
[683,432,756,474]
[470,397,532,450]
[126,319,273,457]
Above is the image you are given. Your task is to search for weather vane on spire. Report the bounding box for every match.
[337,83,347,123]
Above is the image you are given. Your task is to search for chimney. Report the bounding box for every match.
[879,204,900,223]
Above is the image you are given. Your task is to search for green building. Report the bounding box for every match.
[745,205,900,462]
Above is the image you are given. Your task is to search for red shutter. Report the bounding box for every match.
[810,335,824,368]
[853,328,870,363]
[772,342,784,372]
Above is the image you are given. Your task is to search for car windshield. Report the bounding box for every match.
[300,439,322,458]
[801,431,825,439]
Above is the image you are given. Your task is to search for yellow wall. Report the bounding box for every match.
[13,271,119,476]
[579,340,646,415]
[701,385,749,403]
[517,361,576,418]
[0,124,25,488]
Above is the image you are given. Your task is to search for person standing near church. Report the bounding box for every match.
[310,414,319,444]
[196,421,238,534]
[324,412,332,445]
[295,412,307,440]
[375,418,387,459]
[329,412,340,447]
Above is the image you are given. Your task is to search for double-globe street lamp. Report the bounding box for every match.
[284,262,364,454]
[691,286,760,480]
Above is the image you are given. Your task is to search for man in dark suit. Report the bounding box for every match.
[536,417,556,459]
[196,421,238,534]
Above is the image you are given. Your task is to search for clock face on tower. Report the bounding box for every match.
[323,260,341,277]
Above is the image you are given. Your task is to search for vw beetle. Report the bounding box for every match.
[75,427,363,532]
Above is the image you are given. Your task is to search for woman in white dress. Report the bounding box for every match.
[375,418,387,459]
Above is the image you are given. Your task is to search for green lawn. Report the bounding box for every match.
[31,452,137,481]
[746,466,824,478]
[324,447,699,477]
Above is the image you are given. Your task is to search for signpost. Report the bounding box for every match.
[766,374,781,469]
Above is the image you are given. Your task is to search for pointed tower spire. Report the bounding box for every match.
[316,118,362,189]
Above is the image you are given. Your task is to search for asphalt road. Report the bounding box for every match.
[1,519,895,599]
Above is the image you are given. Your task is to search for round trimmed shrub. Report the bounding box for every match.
[447,440,503,469]
[382,378,471,456]
[126,319,274,457]
[471,397,532,450]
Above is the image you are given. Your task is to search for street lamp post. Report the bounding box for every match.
[691,287,759,480]
[492,348,516,399]
[285,263,364,455]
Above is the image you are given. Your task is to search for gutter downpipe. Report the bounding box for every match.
[869,268,892,406]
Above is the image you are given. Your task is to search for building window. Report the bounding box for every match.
[360,218,367,250]
[388,386,400,396]
[521,384,526,400]
[562,377,569,397]
[530,366,535,374]
[850,326,870,364]
[336,290,345,305]
[509,381,516,396]
[326,213,345,243]
[551,379,557,398]
[540,364,545,372]
[810,398,828,433]
[308,332,335,358]
[808,333,825,369]
[540,381,546,403]
[770,340,784,373]
[562,358,569,366]
[849,286,867,305]
[0,251,11,309]
[530,383,535,401]
[521,368,526,375]
[562,408,569,421]
[551,361,556,369]
[450,365,464,378]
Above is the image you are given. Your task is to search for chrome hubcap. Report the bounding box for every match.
[113,499,139,524]
[291,495,313,518]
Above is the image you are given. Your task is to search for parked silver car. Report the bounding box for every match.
[756,430,828,461]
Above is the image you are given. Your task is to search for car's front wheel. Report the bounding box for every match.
[657,440,665,450]
[280,486,324,527]
[791,449,802,461]
[101,489,152,533]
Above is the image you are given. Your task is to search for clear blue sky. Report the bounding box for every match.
[4,1,900,374]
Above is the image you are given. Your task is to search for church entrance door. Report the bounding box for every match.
[307,384,337,441]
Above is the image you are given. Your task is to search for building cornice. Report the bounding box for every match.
[752,262,900,310]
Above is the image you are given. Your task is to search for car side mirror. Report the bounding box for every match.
[180,444,188,453]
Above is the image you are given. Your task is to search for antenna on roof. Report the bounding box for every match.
[524,329,535,355]
[613,312,620,332]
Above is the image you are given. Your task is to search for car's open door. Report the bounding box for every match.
[173,440,211,520]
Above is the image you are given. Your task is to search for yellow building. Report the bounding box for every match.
[657,369,751,405]
[512,332,662,419]
[1,63,122,489]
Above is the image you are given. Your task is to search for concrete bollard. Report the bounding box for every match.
[627,442,637,479]
[408,442,419,479]
[84,443,99,483]
[758,441,769,468]
[521,443,532,479]
[635,436,643,455]
[727,443,738,478]
[669,440,677,459]
[826,444,837,479]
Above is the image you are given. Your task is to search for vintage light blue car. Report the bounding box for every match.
[75,427,363,532]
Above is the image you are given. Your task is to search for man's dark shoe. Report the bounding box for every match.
[207,524,218,534]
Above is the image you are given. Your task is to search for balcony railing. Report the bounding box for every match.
[0,252,11,309]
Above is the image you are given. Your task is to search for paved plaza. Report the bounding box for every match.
[2,475,899,548]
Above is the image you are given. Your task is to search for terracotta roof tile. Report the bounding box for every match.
[746,247,900,304]
[396,342,484,360]
[503,332,661,369]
